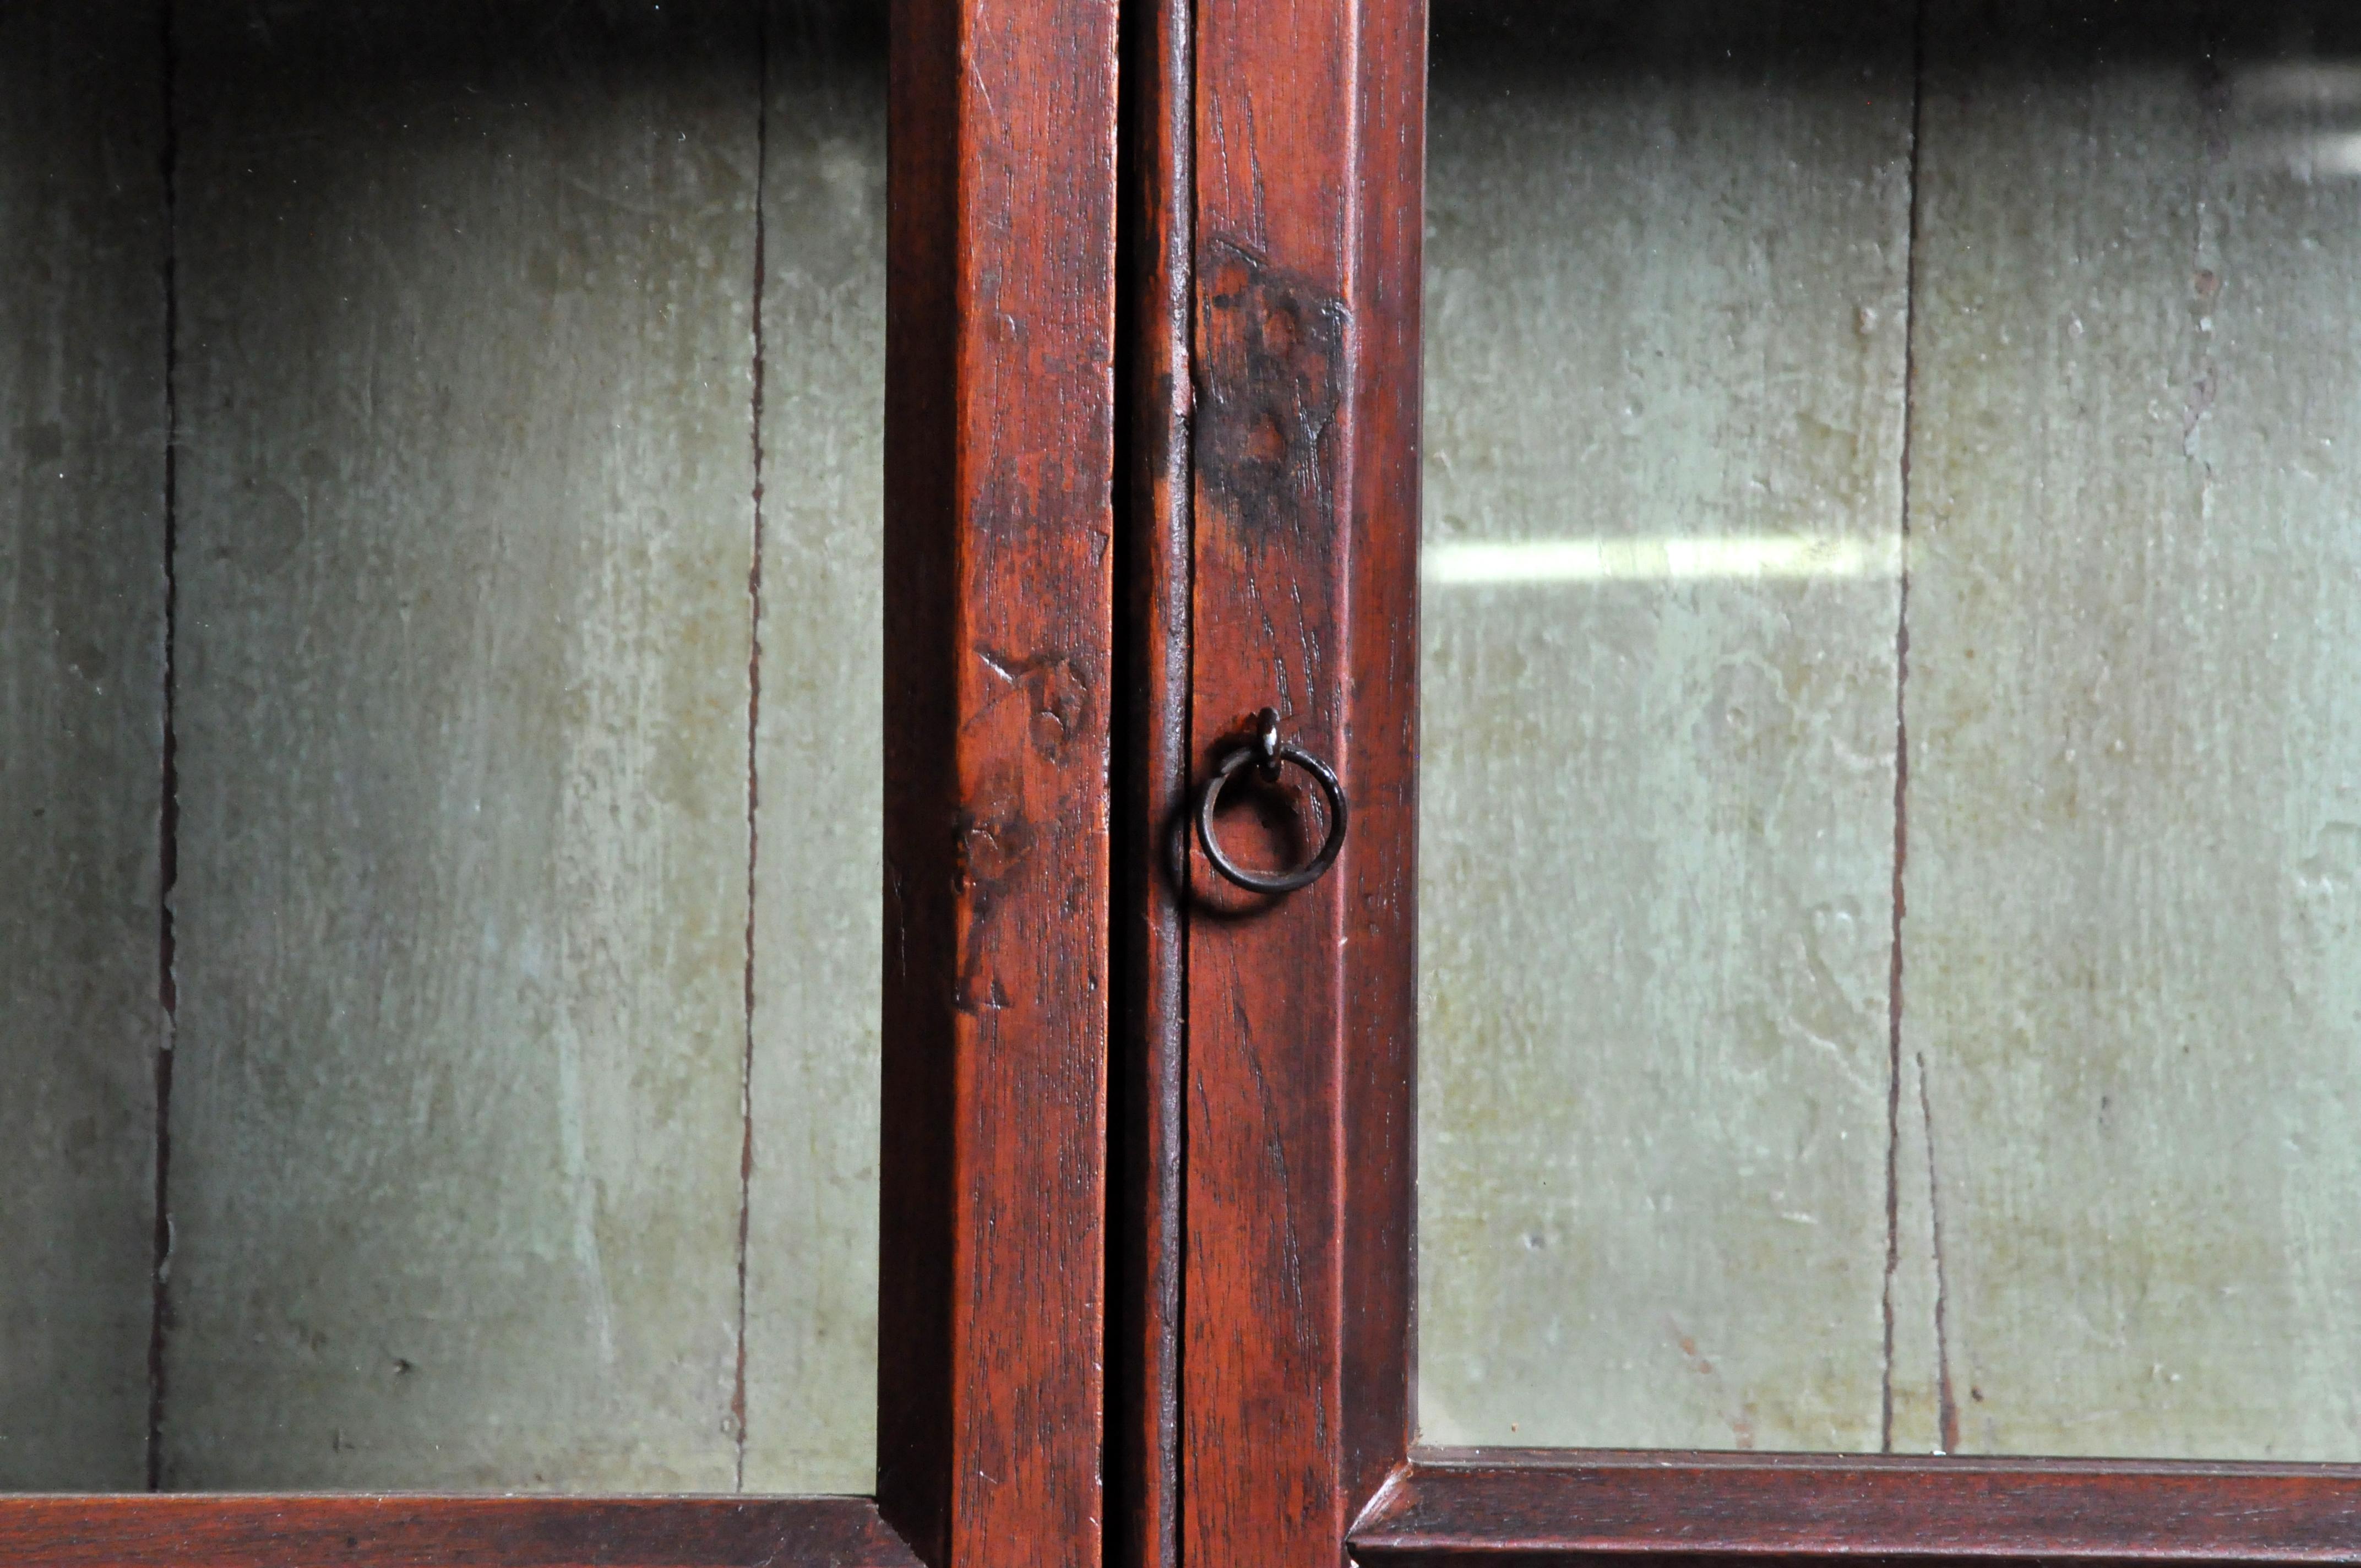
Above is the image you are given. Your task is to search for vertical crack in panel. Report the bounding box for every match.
[1918,1053,1959,1454]
[731,6,771,1494]
[146,0,182,1494]
[1879,0,1929,1456]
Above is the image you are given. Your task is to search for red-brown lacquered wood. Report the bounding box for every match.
[1108,0,1192,1560]
[1350,1451,2361,1565]
[1179,0,1425,1566]
[1337,0,1427,1520]
[0,1496,913,1567]
[881,0,1116,1566]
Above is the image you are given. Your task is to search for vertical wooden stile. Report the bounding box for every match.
[1180,0,1427,1562]
[880,0,1120,1564]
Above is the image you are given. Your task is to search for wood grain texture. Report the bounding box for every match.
[1351,1451,2361,1565]
[0,0,168,1491]
[743,0,888,1495]
[1899,2,2361,1459]
[0,1496,916,1567]
[1416,2,1915,1455]
[877,0,1116,1561]
[165,0,763,1488]
[1181,0,1424,1562]
[1339,0,1428,1520]
[1108,0,1191,1558]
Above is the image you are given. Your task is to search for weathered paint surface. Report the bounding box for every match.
[0,0,168,1490]
[1899,6,2361,1460]
[742,1,886,1495]
[2,0,886,1494]
[1422,0,2361,1461]
[1417,2,1914,1452]
[162,1,763,1488]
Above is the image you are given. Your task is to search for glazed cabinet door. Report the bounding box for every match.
[1143,4,2361,1567]
[0,1,1114,1564]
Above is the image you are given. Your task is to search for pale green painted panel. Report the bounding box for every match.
[742,1,885,1494]
[0,0,167,1490]
[162,1,762,1488]
[1416,3,1914,1452]
[1900,6,2361,1460]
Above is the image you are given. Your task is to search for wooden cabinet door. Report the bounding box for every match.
[1139,4,2361,1567]
[0,1,1114,1563]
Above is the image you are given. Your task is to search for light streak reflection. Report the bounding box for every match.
[1422,533,1904,585]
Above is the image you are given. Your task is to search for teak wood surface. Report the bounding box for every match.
[1177,0,1425,1563]
[1354,1452,2361,1566]
[1180,0,1416,1558]
[875,0,1116,1560]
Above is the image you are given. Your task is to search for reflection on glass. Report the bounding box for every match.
[1419,0,2361,1460]
[1426,535,1903,584]
[0,0,882,1491]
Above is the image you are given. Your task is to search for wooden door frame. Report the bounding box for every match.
[0,0,1117,1562]
[1151,4,2361,1567]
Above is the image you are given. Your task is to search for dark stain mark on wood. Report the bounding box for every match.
[1192,236,1346,547]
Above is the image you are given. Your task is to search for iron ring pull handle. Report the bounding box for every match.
[1195,707,1350,895]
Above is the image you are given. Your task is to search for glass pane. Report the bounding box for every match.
[1,0,882,1490]
[1419,0,2361,1460]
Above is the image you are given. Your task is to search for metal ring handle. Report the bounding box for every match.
[1195,708,1350,895]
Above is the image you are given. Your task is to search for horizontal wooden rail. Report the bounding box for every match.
[0,1495,915,1567]
[1351,1450,2361,1565]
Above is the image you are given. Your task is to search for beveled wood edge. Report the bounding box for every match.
[1347,1451,2361,1563]
[1339,0,1427,1517]
[0,1494,918,1567]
